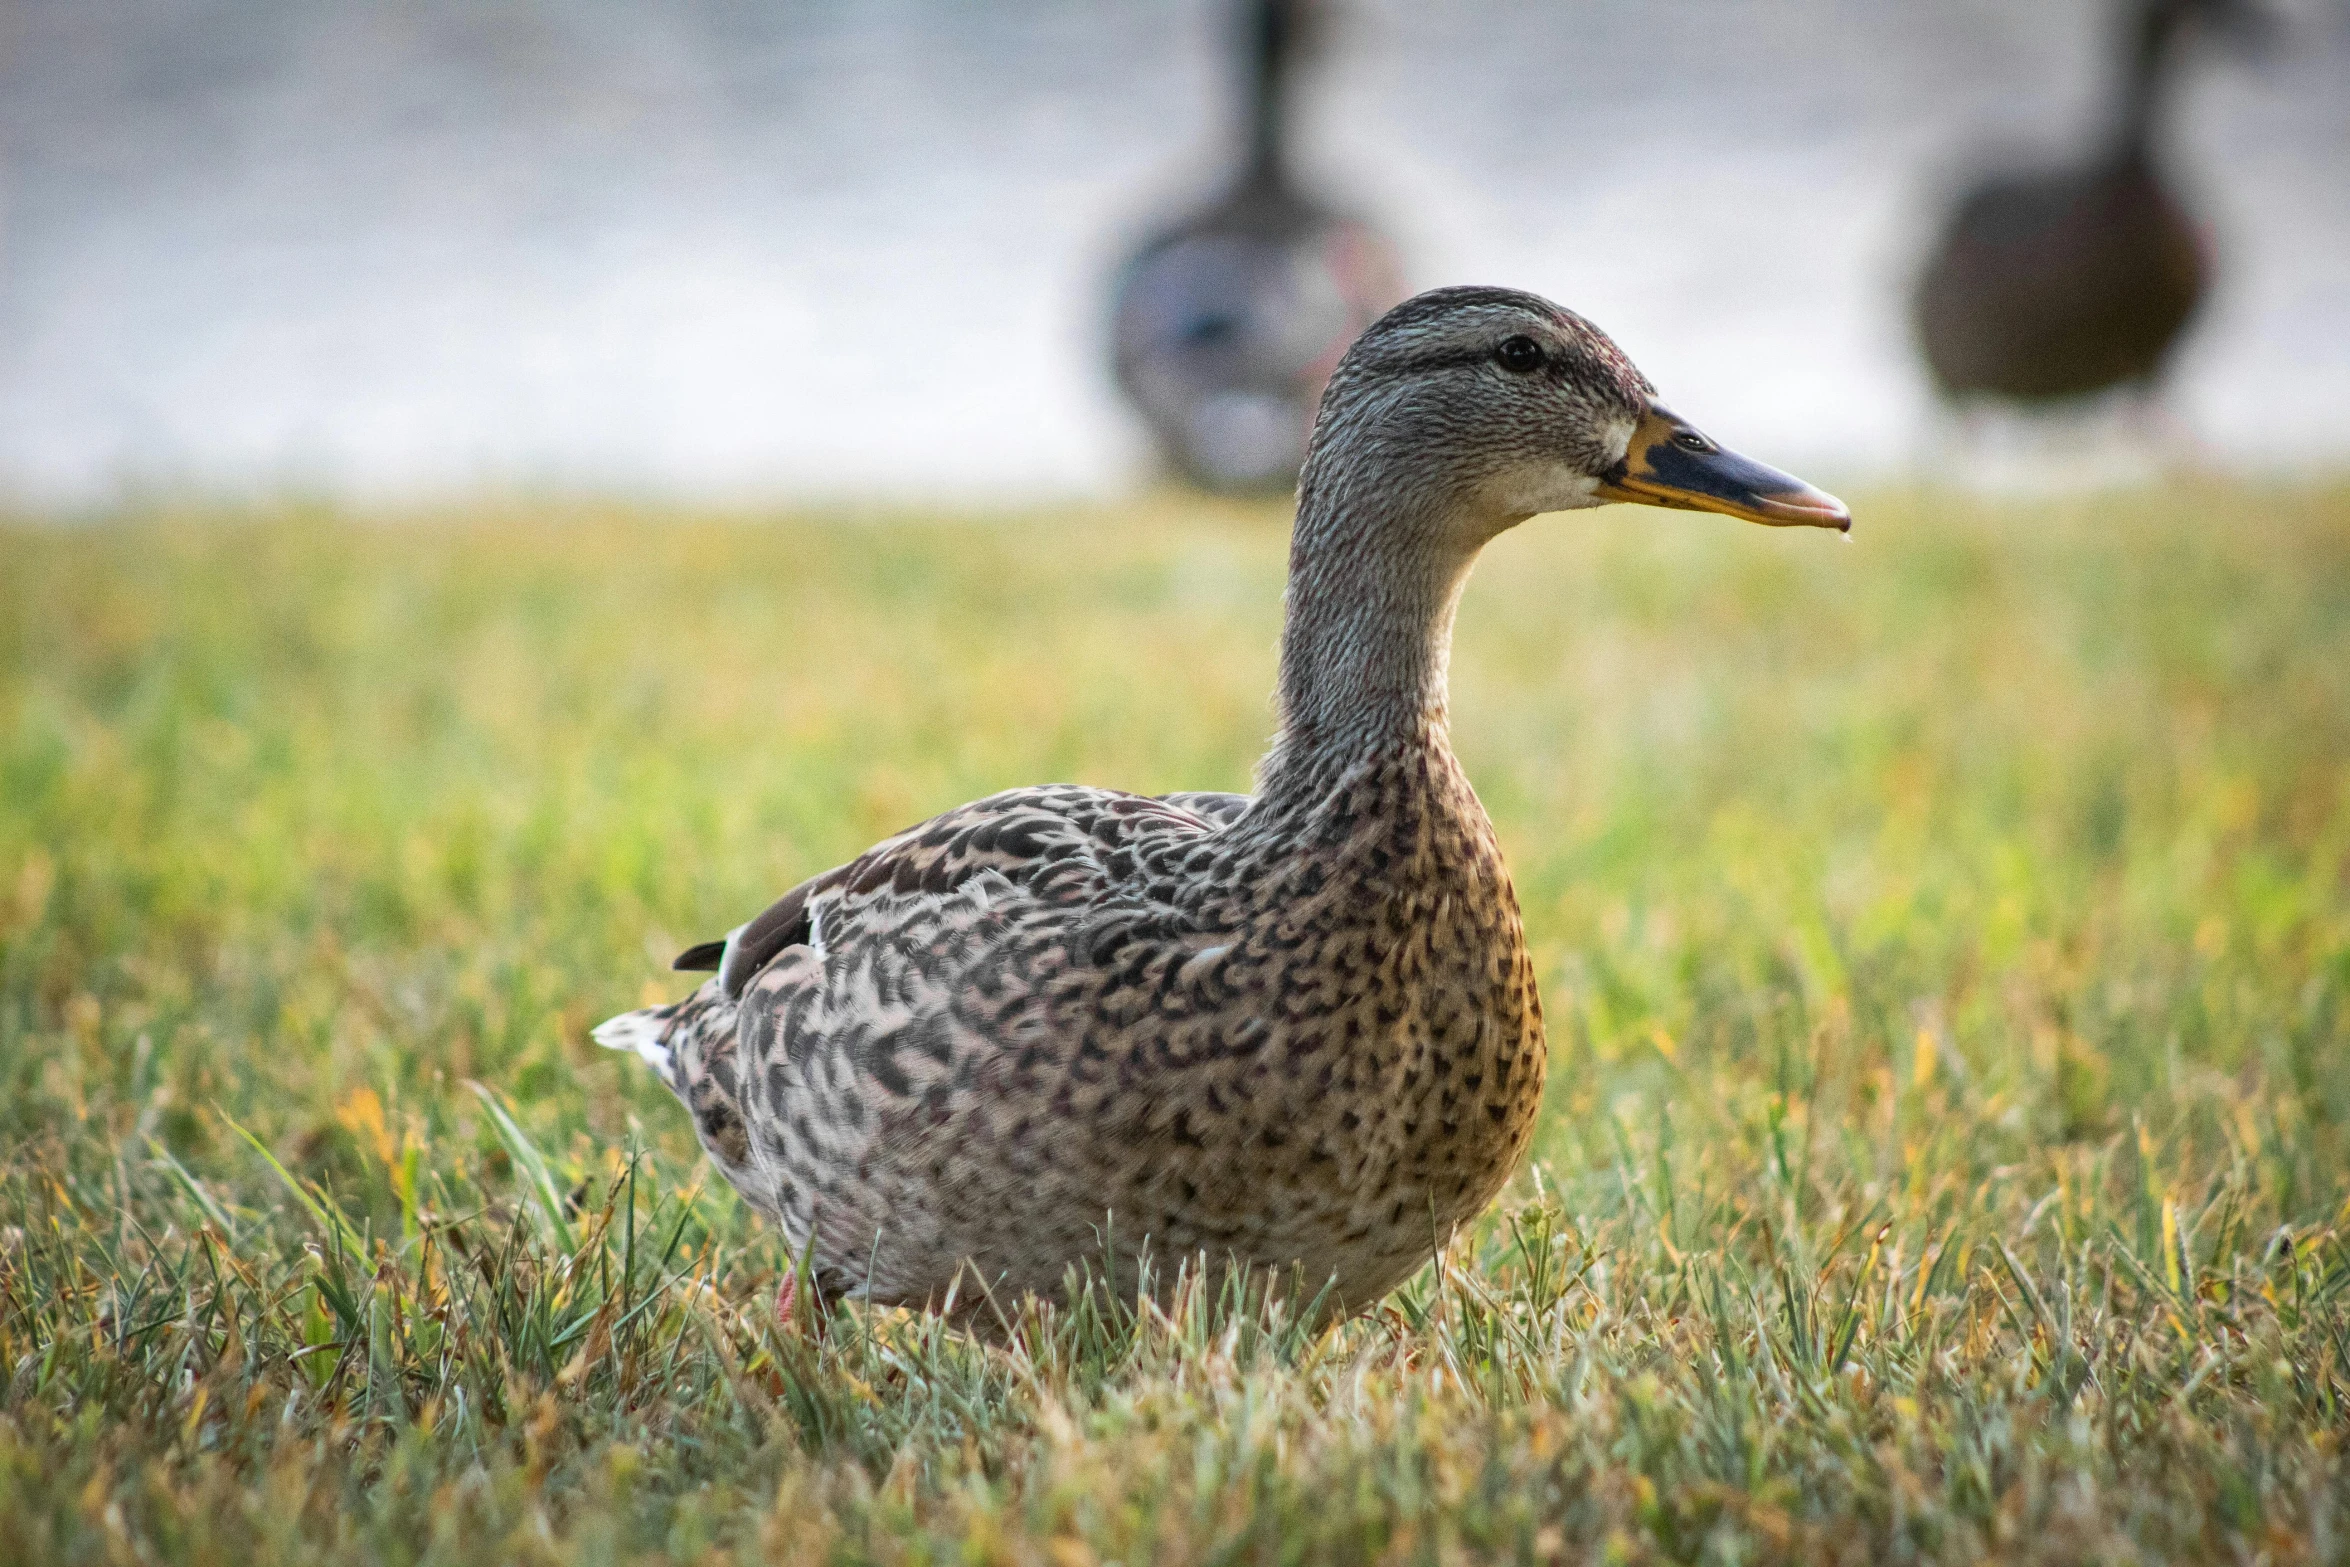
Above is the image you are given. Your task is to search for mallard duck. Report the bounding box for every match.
[597,285,1849,1327]
[1108,0,1403,492]
[1911,0,2260,406]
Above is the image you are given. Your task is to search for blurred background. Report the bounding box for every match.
[1,0,2346,508]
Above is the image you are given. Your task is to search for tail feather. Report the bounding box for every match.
[593,1004,679,1082]
[595,983,759,1196]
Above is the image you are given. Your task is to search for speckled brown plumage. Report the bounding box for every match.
[595,284,1848,1324]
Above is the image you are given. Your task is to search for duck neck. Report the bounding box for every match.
[1240,0,1297,188]
[2109,0,2186,160]
[1259,485,1481,806]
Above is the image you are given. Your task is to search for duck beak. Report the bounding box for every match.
[1594,406,1851,532]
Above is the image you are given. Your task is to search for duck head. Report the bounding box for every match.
[1299,285,1850,543]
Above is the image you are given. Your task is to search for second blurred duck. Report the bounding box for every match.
[1110,0,1404,493]
[1911,0,2265,411]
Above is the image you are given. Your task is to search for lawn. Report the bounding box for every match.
[1,483,2346,1564]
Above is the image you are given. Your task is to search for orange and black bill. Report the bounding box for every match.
[1595,405,1851,532]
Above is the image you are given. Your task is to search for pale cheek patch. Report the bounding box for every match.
[1601,416,1639,473]
[1480,462,1603,520]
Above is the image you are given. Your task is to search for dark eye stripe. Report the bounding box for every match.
[1373,345,1496,379]
[1353,340,1615,400]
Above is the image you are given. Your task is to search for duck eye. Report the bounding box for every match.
[1671,429,1713,453]
[1495,336,1545,373]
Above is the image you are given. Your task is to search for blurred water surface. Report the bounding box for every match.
[2,0,2345,504]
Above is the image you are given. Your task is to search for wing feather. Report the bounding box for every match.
[1156,790,1251,827]
[678,784,1245,1001]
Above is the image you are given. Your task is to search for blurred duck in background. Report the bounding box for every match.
[1912,0,2267,412]
[1109,0,1404,492]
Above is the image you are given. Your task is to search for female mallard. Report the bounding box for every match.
[597,286,1848,1325]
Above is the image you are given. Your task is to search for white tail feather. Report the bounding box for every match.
[592,1008,674,1080]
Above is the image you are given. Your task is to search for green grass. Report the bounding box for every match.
[2,483,2347,1564]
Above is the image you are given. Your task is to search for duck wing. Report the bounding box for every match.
[614,783,1246,1303]
[673,784,1242,999]
[1153,789,1252,828]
